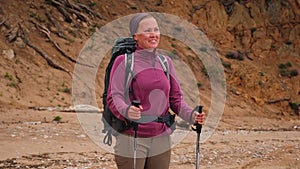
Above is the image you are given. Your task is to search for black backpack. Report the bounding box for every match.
[101,37,171,146]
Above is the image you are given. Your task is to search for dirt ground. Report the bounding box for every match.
[0,108,299,169]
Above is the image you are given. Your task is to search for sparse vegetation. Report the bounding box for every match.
[278,62,292,69]
[250,27,257,33]
[223,62,231,69]
[197,82,202,88]
[62,88,71,94]
[221,59,231,69]
[29,12,46,23]
[289,102,299,115]
[4,72,13,81]
[278,62,298,78]
[285,41,292,45]
[7,82,17,88]
[171,50,178,55]
[225,51,244,60]
[88,25,97,35]
[279,69,288,77]
[4,72,19,88]
[290,69,299,77]
[201,67,208,76]
[53,116,62,122]
[89,1,96,7]
[259,72,265,76]
[199,47,207,52]
[174,26,182,32]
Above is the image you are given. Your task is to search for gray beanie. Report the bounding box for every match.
[129,13,152,36]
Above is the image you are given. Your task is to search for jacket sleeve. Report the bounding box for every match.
[167,57,194,123]
[106,55,130,121]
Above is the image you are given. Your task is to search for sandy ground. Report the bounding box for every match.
[0,108,300,169]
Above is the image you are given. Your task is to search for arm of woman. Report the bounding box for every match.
[167,57,205,124]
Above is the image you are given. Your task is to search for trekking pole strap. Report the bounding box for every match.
[103,130,112,146]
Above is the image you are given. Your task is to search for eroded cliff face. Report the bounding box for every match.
[188,0,299,116]
[0,0,299,116]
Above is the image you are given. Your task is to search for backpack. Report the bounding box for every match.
[101,37,172,146]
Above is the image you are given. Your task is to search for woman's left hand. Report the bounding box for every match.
[193,111,206,125]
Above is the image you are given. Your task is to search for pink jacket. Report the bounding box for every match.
[107,47,193,137]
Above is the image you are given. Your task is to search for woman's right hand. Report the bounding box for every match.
[127,105,143,120]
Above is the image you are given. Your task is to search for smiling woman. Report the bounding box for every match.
[133,16,160,51]
[106,13,206,169]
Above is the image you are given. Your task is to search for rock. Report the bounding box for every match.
[235,90,242,95]
[2,49,15,59]
[252,38,272,58]
[206,1,228,31]
[227,2,256,31]
[241,29,251,48]
[246,2,265,27]
[14,37,26,48]
[220,0,235,15]
[252,27,266,40]
[267,26,281,42]
[289,25,300,43]
[251,96,264,106]
[267,0,282,25]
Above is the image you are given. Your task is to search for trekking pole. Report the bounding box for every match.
[132,100,140,169]
[192,105,203,169]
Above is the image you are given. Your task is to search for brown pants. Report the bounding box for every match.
[114,134,171,169]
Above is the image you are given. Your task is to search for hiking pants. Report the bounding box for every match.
[114,134,171,169]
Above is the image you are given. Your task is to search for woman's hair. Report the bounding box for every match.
[129,13,153,36]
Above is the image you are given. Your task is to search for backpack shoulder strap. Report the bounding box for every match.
[124,53,135,93]
[157,54,170,80]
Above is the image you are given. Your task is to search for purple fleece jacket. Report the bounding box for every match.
[107,47,193,137]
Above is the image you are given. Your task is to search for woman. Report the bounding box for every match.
[107,13,206,169]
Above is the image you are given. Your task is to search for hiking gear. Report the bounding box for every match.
[133,113,176,131]
[192,105,203,169]
[102,37,136,146]
[101,37,171,146]
[131,100,140,169]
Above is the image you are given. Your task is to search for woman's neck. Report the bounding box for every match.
[136,45,155,52]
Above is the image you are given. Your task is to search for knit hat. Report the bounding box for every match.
[129,13,152,36]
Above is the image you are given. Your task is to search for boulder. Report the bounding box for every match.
[2,49,15,59]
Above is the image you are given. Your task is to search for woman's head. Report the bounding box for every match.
[129,13,160,50]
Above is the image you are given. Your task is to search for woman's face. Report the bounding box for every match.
[134,17,160,50]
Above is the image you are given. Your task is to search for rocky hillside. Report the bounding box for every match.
[0,0,299,118]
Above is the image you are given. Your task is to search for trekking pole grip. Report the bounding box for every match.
[191,105,203,134]
[132,100,140,131]
[196,105,203,134]
[132,100,140,108]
